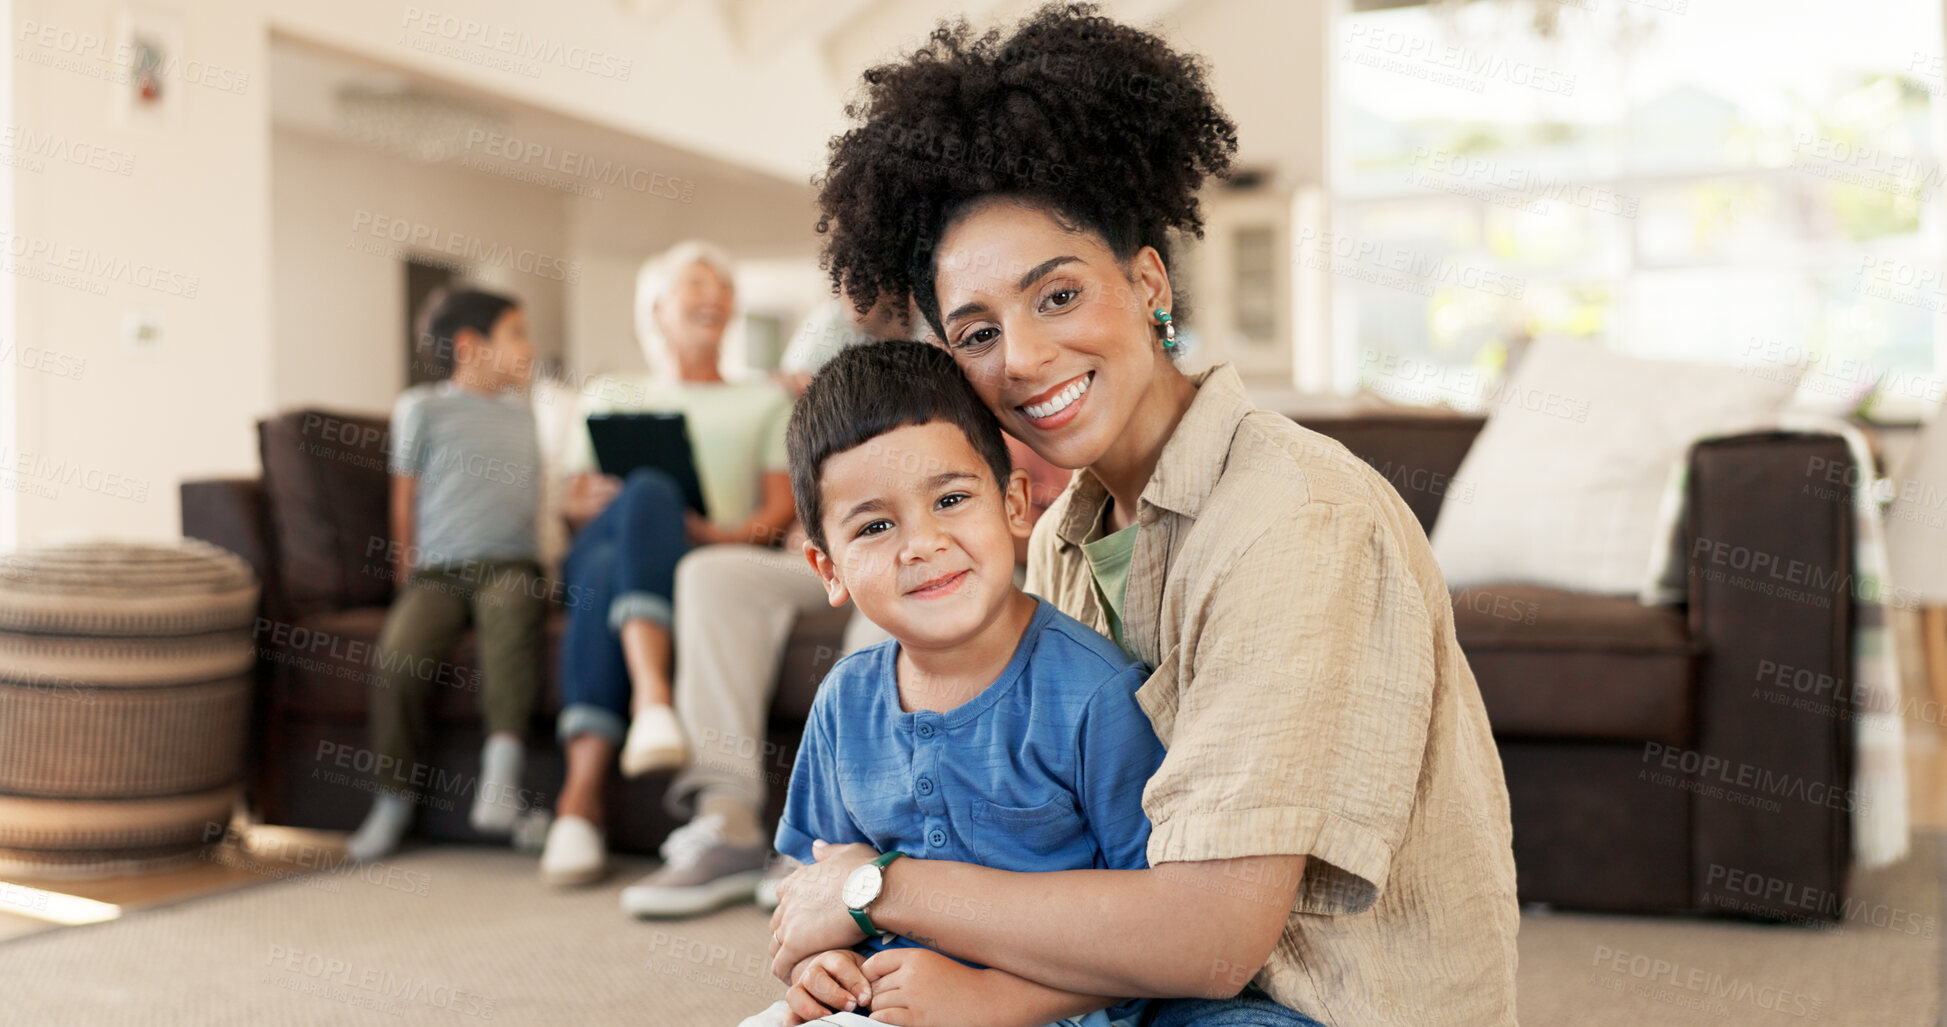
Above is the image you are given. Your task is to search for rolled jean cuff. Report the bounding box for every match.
[607,590,673,633]
[557,703,627,747]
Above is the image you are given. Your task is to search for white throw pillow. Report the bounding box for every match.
[1429,339,1798,595]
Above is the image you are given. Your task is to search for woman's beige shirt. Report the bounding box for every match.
[1026,364,1520,1027]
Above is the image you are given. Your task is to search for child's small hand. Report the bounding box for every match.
[860,948,987,1026]
[786,949,872,1024]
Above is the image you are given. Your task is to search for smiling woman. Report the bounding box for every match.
[768,4,1522,1026]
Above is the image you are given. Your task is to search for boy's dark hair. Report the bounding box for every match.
[814,2,1236,340]
[788,340,1013,552]
[414,287,518,380]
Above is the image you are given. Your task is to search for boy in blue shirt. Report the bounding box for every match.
[741,341,1163,1027]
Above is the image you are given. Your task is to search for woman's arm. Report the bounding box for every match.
[771,844,1304,1000]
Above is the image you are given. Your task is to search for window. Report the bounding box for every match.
[1331,0,1946,420]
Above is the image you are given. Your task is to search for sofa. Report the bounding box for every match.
[1299,416,1857,920]
[183,408,1858,919]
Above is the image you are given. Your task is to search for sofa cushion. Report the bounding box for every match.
[773,605,854,723]
[1454,585,1695,744]
[258,411,395,618]
[1430,339,1798,595]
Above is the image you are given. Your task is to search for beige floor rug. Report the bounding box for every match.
[1,838,1939,1025]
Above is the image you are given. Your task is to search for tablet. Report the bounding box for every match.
[585,412,710,518]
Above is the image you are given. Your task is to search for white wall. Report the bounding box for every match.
[561,185,821,380]
[0,0,16,551]
[270,126,571,415]
[11,0,274,547]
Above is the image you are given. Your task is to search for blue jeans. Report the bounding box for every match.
[1141,988,1326,1027]
[557,469,690,746]
[1050,1011,1141,1027]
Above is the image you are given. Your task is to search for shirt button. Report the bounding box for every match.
[927,828,947,848]
[916,777,934,795]
[916,724,935,739]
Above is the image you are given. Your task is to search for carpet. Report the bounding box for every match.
[2,838,1940,1026]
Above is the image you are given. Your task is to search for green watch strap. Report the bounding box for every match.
[847,850,906,937]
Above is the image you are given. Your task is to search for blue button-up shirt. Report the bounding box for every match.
[778,596,1164,882]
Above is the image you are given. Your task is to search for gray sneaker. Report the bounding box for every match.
[619,813,768,918]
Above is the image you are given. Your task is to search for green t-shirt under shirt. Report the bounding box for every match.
[1082,514,1140,660]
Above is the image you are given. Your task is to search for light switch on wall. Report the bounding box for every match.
[123,310,165,351]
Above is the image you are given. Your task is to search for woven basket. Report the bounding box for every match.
[0,539,258,877]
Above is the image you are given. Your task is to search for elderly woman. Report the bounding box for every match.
[766,7,1519,1027]
[540,240,797,886]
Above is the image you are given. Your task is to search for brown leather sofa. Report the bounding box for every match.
[1302,416,1857,920]
[184,408,1858,918]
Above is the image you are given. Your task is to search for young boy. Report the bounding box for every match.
[346,287,548,862]
[742,341,1163,1027]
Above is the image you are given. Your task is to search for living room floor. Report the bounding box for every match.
[4,730,1945,1023]
[1,831,1940,1024]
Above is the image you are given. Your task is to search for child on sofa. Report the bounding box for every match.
[346,287,548,862]
[742,341,1163,1027]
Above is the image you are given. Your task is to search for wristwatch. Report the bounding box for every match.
[841,850,905,938]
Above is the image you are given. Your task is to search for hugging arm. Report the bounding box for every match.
[768,661,1307,998]
[775,850,1305,1000]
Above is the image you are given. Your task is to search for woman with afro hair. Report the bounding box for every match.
[769,5,1520,1026]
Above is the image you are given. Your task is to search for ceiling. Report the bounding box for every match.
[266,0,1320,259]
[268,33,803,195]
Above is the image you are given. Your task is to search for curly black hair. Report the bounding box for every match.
[814,2,1238,340]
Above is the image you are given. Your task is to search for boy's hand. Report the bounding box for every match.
[784,949,872,1025]
[859,948,990,1027]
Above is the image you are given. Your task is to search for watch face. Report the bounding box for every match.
[842,864,883,910]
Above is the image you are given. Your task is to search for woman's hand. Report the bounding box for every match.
[783,949,873,1024]
[562,472,621,529]
[685,511,732,546]
[770,840,881,981]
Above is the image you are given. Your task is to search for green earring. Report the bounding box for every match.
[1154,308,1177,349]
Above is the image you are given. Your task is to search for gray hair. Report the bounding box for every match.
[634,239,736,377]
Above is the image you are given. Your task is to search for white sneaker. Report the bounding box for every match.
[512,809,553,853]
[619,814,768,918]
[620,704,690,778]
[539,814,606,887]
[755,853,801,912]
